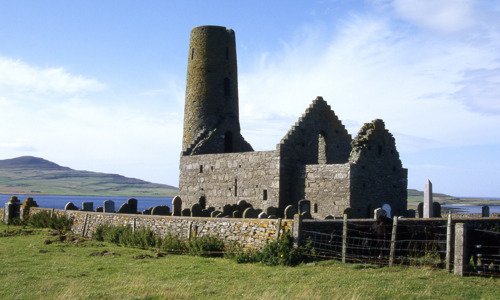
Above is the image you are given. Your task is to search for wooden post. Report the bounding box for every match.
[342,214,347,264]
[446,213,453,273]
[389,216,398,267]
[454,223,469,276]
[292,214,303,248]
[187,221,193,240]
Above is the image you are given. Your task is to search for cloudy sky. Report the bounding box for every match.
[1,0,499,197]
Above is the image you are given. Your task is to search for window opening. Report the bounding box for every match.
[314,203,318,213]
[191,48,194,60]
[318,131,327,164]
[263,189,268,200]
[199,165,203,173]
[234,179,238,197]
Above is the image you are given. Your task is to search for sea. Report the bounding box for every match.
[1,195,172,212]
[2,195,500,214]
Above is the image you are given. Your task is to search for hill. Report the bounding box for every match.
[0,156,178,197]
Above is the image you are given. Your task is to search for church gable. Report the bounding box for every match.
[278,96,352,164]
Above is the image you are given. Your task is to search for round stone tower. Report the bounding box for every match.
[182,25,252,155]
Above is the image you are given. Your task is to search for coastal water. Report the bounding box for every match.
[1,195,172,212]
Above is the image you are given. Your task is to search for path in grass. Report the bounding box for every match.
[0,225,498,299]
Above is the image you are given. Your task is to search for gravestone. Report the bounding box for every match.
[242,207,259,219]
[103,200,115,213]
[65,202,78,211]
[325,215,334,219]
[417,203,423,218]
[300,211,312,219]
[265,207,278,216]
[407,209,416,218]
[142,208,152,215]
[424,179,433,218]
[152,205,170,216]
[20,197,38,220]
[211,210,222,218]
[258,212,268,219]
[127,198,138,214]
[298,199,311,214]
[181,208,191,216]
[343,208,354,218]
[374,208,386,219]
[82,202,94,212]
[284,205,297,219]
[232,210,242,218]
[191,203,202,217]
[4,196,21,223]
[172,196,182,216]
[482,206,490,217]
[223,204,235,217]
[433,202,442,218]
[95,207,104,212]
[117,203,131,214]
[237,200,251,212]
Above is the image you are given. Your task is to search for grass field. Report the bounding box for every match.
[1,224,499,299]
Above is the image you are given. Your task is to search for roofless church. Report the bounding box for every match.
[177,25,407,219]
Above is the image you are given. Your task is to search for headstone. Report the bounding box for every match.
[103,200,115,213]
[258,212,268,219]
[298,199,311,214]
[172,196,182,216]
[482,206,490,217]
[82,202,94,212]
[20,197,38,220]
[151,205,170,216]
[242,207,259,219]
[117,203,131,214]
[191,203,202,217]
[211,210,222,218]
[406,209,416,218]
[142,208,153,215]
[201,209,212,217]
[433,202,442,218]
[65,202,78,211]
[325,215,334,219]
[284,205,297,219]
[424,179,433,218]
[417,203,423,218]
[127,198,138,213]
[374,208,386,219]
[4,196,21,223]
[222,204,235,217]
[343,208,354,218]
[232,210,242,218]
[95,207,104,212]
[300,211,312,219]
[237,200,251,211]
[265,207,278,216]
[181,208,191,216]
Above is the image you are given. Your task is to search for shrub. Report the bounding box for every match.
[159,232,186,253]
[29,211,73,231]
[186,235,225,257]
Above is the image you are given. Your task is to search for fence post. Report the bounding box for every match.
[446,213,453,273]
[275,218,282,241]
[454,222,469,276]
[82,213,89,237]
[342,214,347,264]
[292,214,303,248]
[389,216,398,267]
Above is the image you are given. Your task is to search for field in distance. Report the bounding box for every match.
[0,156,178,197]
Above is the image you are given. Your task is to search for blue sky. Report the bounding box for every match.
[1,0,499,197]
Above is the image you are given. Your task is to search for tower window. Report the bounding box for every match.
[314,203,318,213]
[191,48,194,60]
[263,189,268,200]
[318,131,327,164]
[199,165,203,173]
[234,179,238,197]
[224,78,230,96]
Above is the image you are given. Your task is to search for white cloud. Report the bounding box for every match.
[390,0,477,33]
[0,56,105,94]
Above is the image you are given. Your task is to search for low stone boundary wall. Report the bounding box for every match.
[29,207,293,250]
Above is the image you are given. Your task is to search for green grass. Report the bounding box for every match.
[1,224,499,299]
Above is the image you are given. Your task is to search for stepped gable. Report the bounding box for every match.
[278,96,352,164]
[349,118,402,167]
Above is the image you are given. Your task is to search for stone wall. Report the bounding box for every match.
[299,164,352,219]
[179,150,281,211]
[29,207,293,249]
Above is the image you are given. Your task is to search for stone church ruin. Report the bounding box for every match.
[177,25,407,219]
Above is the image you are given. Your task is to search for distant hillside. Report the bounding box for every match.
[0,156,178,197]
